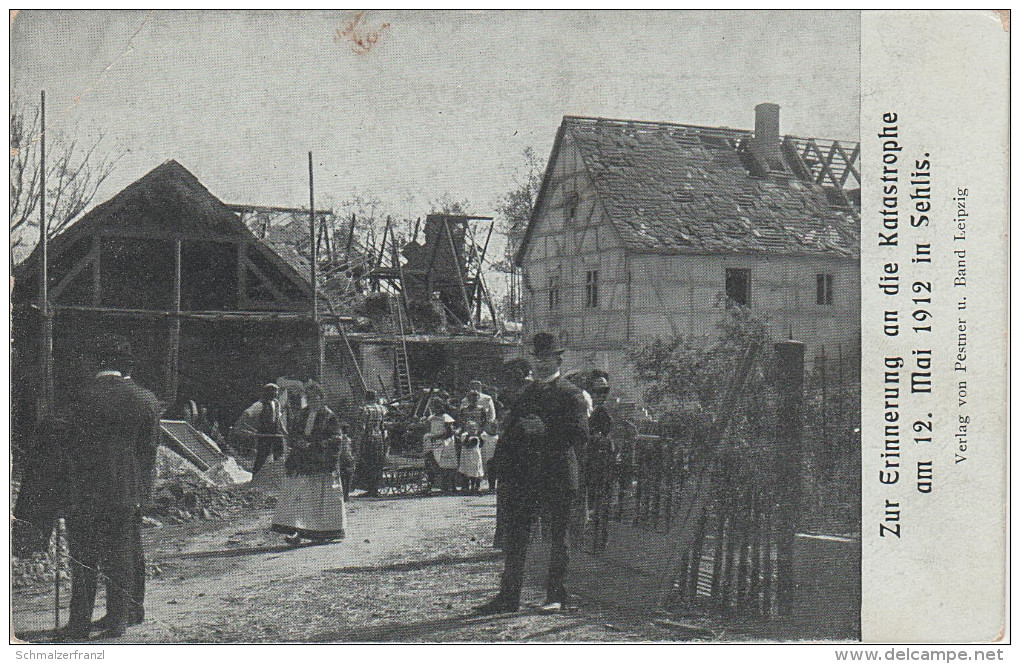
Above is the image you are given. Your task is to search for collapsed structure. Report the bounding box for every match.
[12,160,516,448]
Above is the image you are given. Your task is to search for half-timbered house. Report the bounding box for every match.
[515,104,861,399]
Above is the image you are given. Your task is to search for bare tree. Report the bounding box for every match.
[9,98,120,255]
[428,192,471,216]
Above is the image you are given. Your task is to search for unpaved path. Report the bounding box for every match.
[13,492,708,643]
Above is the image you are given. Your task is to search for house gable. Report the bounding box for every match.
[13,160,312,312]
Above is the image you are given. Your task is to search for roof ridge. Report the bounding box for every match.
[563,115,749,136]
[562,115,859,147]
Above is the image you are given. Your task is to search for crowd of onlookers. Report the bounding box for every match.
[420,379,501,495]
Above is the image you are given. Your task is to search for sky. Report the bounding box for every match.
[10,10,860,278]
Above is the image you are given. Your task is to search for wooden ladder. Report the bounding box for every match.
[389,294,414,398]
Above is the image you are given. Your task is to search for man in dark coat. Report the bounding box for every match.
[476,332,589,614]
[64,335,163,640]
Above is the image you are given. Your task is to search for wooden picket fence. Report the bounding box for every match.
[579,341,807,618]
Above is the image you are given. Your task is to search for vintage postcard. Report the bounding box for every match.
[7,9,1008,653]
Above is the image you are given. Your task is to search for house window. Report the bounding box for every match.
[585,270,599,308]
[725,268,751,307]
[559,329,570,346]
[816,273,834,305]
[548,275,561,310]
[566,191,579,221]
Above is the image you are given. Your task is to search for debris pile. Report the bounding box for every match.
[146,475,275,525]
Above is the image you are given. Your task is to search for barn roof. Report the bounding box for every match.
[14,160,312,298]
[516,115,860,264]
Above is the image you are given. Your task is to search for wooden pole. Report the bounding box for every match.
[474,221,495,325]
[375,216,392,271]
[424,218,441,296]
[344,213,357,263]
[309,152,324,381]
[308,152,317,323]
[165,239,182,403]
[39,90,54,421]
[54,518,64,631]
[773,340,805,615]
[442,217,473,324]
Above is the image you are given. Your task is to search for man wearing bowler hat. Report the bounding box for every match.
[476,332,589,614]
[63,334,163,640]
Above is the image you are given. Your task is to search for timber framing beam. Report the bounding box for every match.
[49,244,100,301]
[15,302,340,322]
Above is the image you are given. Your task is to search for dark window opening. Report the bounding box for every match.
[559,329,570,346]
[548,276,560,310]
[566,191,579,221]
[725,268,751,307]
[182,241,238,311]
[816,273,834,305]
[585,270,599,308]
[100,237,174,310]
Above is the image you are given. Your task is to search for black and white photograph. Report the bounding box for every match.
[8,9,1000,650]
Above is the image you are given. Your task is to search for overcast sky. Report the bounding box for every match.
[11,10,860,279]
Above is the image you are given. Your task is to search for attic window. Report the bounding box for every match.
[725,268,751,307]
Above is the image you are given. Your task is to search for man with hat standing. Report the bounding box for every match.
[476,332,589,614]
[64,334,163,639]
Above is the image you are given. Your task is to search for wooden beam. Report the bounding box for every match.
[225,202,335,216]
[50,245,98,302]
[91,235,102,306]
[97,227,241,243]
[819,142,841,189]
[442,217,473,319]
[245,257,292,305]
[236,243,247,307]
[30,303,326,320]
[474,221,495,325]
[782,138,813,181]
[164,239,182,404]
[834,141,861,186]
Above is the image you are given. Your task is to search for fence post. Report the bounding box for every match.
[773,340,805,615]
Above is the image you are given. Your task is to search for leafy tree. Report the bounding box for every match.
[493,146,544,270]
[492,147,545,322]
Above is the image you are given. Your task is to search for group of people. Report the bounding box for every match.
[421,380,500,495]
[229,383,392,546]
[39,328,619,640]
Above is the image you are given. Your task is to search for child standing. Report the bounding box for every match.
[458,433,485,494]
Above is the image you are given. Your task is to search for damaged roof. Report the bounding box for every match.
[516,115,860,264]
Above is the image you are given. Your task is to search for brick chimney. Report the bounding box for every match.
[750,102,782,170]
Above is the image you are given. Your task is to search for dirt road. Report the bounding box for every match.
[13,491,696,643]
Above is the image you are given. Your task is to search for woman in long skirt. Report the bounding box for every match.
[272,382,347,545]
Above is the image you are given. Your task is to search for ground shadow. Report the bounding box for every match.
[302,608,557,642]
[162,543,300,560]
[324,551,503,575]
